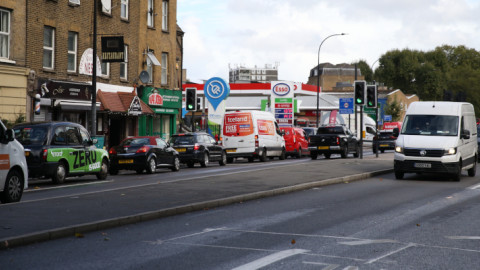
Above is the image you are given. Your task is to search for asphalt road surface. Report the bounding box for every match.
[2,168,480,270]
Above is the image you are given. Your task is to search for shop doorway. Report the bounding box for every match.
[109,118,123,148]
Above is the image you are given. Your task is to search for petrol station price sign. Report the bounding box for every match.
[275,98,293,126]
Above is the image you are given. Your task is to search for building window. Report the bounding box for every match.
[161,52,168,85]
[121,0,128,20]
[100,61,110,77]
[147,0,154,27]
[0,9,10,60]
[67,32,77,72]
[162,1,168,31]
[43,26,55,69]
[120,45,128,80]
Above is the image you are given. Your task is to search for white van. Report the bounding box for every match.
[0,120,28,203]
[393,101,477,181]
[222,111,286,162]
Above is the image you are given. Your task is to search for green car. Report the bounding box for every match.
[13,121,109,184]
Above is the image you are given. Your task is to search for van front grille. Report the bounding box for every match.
[403,148,444,157]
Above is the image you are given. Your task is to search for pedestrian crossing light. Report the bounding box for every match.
[354,80,366,105]
[366,85,377,108]
[186,88,197,111]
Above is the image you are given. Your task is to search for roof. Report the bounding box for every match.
[97,90,154,115]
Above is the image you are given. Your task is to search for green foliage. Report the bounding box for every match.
[384,99,402,122]
[375,45,480,117]
[3,114,25,129]
[352,59,373,82]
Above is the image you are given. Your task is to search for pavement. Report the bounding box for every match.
[0,152,394,249]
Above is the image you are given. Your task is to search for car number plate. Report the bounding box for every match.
[119,159,134,164]
[380,144,389,147]
[317,146,329,150]
[226,149,236,153]
[175,148,186,152]
[414,162,431,168]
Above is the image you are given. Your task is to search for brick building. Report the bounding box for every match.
[306,63,364,92]
[4,0,182,148]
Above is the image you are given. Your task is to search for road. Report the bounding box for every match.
[1,151,480,269]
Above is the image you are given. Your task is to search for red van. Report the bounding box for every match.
[280,127,310,158]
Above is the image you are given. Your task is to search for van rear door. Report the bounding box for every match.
[223,112,255,154]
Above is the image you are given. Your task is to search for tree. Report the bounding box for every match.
[384,99,402,122]
[352,60,373,82]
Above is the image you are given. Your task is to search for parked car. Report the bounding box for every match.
[280,127,309,158]
[302,127,317,137]
[169,132,227,167]
[13,121,109,184]
[0,119,28,203]
[109,136,180,174]
[372,130,397,153]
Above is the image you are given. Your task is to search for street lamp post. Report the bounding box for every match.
[316,33,347,128]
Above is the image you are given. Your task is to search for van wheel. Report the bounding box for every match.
[296,147,302,158]
[96,159,109,180]
[394,170,404,180]
[452,160,462,181]
[468,158,477,177]
[200,153,209,167]
[353,144,360,158]
[341,146,348,158]
[0,170,24,203]
[260,148,267,162]
[52,161,67,184]
[324,153,331,159]
[219,151,227,166]
[279,148,286,160]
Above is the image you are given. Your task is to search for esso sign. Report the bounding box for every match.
[272,83,290,96]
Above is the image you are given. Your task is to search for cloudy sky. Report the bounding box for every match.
[177,0,480,84]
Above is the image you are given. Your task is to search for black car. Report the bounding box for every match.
[169,132,227,168]
[13,121,109,184]
[108,136,180,174]
[372,130,397,153]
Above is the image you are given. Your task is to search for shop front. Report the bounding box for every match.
[33,79,99,130]
[139,87,181,140]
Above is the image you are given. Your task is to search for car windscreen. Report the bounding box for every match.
[120,138,150,146]
[14,126,48,146]
[169,135,195,145]
[317,127,344,135]
[401,115,458,136]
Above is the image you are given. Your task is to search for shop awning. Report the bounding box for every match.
[55,100,100,111]
[97,89,154,115]
[146,52,161,66]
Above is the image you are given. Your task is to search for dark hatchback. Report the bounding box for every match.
[372,130,397,153]
[169,132,227,168]
[108,136,180,174]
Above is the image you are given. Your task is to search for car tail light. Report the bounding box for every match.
[336,137,340,145]
[255,135,259,148]
[109,148,117,155]
[42,149,48,161]
[194,143,200,151]
[136,146,150,153]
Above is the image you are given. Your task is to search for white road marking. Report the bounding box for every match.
[231,249,309,270]
[338,239,398,246]
[25,180,113,192]
[468,183,480,190]
[366,243,416,264]
[302,261,340,270]
[446,236,480,240]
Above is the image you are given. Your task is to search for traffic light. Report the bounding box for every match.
[366,85,377,108]
[354,80,366,105]
[185,88,197,111]
[197,97,201,110]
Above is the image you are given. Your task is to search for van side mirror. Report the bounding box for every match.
[2,129,15,143]
[461,129,470,139]
[393,128,399,137]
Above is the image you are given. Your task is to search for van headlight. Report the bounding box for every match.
[445,147,456,155]
[395,146,403,153]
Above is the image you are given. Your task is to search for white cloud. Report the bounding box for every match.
[178,0,480,84]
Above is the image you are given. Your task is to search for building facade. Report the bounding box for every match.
[229,64,279,83]
[307,63,364,92]
[0,0,30,125]
[6,0,181,148]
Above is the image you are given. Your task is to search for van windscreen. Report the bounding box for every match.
[401,115,458,136]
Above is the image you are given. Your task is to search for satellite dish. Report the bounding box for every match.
[139,71,150,84]
[101,0,111,12]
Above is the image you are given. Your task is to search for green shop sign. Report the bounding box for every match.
[142,87,181,109]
